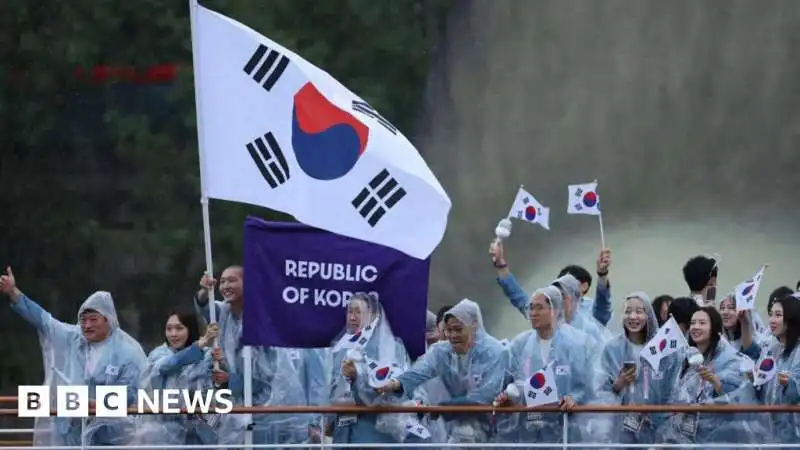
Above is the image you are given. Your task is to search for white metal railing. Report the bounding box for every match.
[1,396,799,449]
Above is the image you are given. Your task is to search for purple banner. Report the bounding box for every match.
[242,217,430,358]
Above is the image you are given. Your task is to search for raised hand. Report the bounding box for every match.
[0,267,19,301]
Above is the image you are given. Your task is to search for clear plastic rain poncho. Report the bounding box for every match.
[499,285,597,447]
[133,340,216,447]
[718,293,767,359]
[194,299,276,445]
[328,293,416,445]
[260,347,329,445]
[10,291,147,446]
[593,292,677,445]
[553,274,613,343]
[755,338,800,444]
[657,338,752,447]
[395,299,507,446]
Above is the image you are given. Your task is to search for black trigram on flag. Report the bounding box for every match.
[246,133,290,188]
[527,391,537,400]
[669,339,678,349]
[573,188,583,197]
[572,203,583,211]
[368,361,378,370]
[351,169,406,227]
[352,100,398,135]
[357,336,368,345]
[243,44,290,91]
[649,346,657,356]
[543,386,553,396]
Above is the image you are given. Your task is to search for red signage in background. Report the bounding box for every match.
[8,64,179,85]
[74,64,178,84]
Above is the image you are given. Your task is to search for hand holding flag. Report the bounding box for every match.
[753,348,777,387]
[364,355,403,388]
[524,362,559,407]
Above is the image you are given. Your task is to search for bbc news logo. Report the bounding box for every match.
[18,386,233,418]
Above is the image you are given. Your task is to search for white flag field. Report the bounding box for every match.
[192,5,450,259]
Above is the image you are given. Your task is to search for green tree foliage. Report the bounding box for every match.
[0,0,452,391]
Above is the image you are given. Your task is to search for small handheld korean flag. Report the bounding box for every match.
[640,317,689,371]
[567,180,606,247]
[567,181,601,216]
[404,421,431,440]
[734,265,766,311]
[364,355,402,388]
[524,362,559,407]
[753,348,777,387]
[508,186,550,230]
[191,5,450,259]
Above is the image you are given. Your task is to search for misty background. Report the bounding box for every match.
[421,0,800,336]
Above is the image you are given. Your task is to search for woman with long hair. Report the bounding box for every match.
[756,295,800,446]
[595,292,676,445]
[658,307,748,447]
[718,294,763,360]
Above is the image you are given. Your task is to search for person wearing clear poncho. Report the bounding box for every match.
[193,268,278,446]
[657,306,753,447]
[134,309,220,448]
[552,273,613,343]
[491,241,614,327]
[718,293,766,360]
[326,292,423,447]
[493,248,612,343]
[594,292,677,445]
[754,294,800,446]
[0,267,146,446]
[378,299,507,447]
[495,285,596,448]
[196,268,327,447]
[412,310,449,443]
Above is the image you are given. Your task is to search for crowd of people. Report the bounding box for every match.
[1,241,799,449]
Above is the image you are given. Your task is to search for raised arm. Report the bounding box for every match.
[1,267,75,341]
[593,249,613,326]
[490,240,531,318]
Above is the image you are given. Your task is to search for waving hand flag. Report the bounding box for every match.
[753,347,777,387]
[364,355,403,388]
[508,186,550,230]
[567,181,601,216]
[734,266,766,311]
[191,5,450,259]
[640,317,688,371]
[524,362,559,407]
